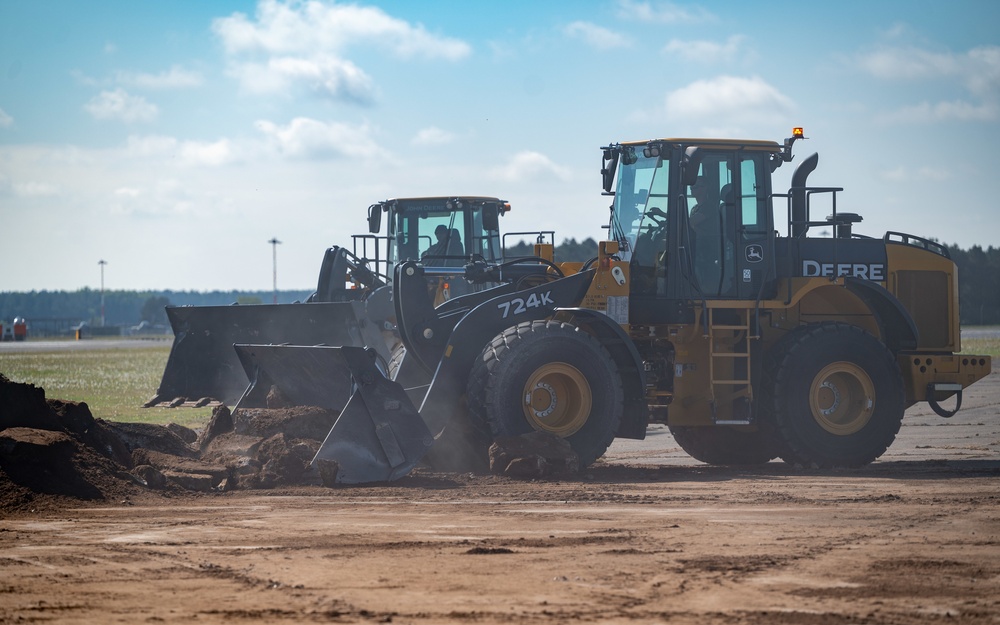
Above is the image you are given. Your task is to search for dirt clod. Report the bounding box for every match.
[489,430,579,478]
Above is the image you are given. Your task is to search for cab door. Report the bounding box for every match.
[733,154,776,300]
[684,151,774,300]
[685,153,738,298]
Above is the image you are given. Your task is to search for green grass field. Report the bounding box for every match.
[966,335,1000,359]
[0,344,213,428]
[1,330,997,429]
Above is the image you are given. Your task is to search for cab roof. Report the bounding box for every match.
[619,138,783,152]
[384,196,504,204]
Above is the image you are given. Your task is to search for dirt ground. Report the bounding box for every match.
[1,370,999,624]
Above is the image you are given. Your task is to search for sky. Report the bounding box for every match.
[1,0,998,292]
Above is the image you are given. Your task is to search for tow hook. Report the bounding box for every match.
[927,383,963,418]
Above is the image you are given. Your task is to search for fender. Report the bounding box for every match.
[844,277,919,351]
[557,308,649,440]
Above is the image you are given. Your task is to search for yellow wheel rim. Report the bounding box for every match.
[522,363,591,436]
[809,362,875,435]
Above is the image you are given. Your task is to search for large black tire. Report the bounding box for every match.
[763,322,905,468]
[466,320,624,467]
[668,425,779,465]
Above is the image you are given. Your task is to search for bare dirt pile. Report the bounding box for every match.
[1,371,584,514]
[0,373,341,513]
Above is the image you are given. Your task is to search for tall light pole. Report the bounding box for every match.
[268,238,281,304]
[98,259,107,326]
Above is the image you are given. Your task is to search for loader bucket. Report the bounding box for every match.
[147,301,390,408]
[233,344,433,484]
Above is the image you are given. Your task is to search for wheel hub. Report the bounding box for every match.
[528,381,558,418]
[522,363,592,436]
[809,361,875,435]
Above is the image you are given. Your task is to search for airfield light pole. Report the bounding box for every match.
[268,237,281,304]
[98,259,107,327]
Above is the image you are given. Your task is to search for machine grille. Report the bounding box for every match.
[896,270,949,348]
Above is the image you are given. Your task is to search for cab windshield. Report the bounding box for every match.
[612,153,670,260]
[389,200,501,268]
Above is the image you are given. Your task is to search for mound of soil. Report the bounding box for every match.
[0,372,577,513]
[0,373,341,512]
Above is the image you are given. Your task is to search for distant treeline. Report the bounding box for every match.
[1,239,997,330]
[0,289,314,333]
[503,237,599,263]
[950,244,1000,326]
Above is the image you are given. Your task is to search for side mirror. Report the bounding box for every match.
[682,147,703,187]
[367,203,383,234]
[482,203,500,231]
[601,150,620,193]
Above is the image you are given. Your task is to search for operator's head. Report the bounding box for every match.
[435,224,448,240]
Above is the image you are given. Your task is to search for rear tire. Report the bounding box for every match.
[764,323,904,468]
[669,425,779,465]
[467,320,623,467]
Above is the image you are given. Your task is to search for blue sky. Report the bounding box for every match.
[1,0,998,291]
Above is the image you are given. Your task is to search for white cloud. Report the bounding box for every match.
[0,108,12,128]
[616,0,715,23]
[125,134,179,157]
[411,126,455,146]
[85,88,159,123]
[122,119,382,165]
[213,0,470,102]
[885,100,998,123]
[858,44,1000,122]
[966,45,1000,97]
[665,75,794,123]
[490,151,572,183]
[179,139,236,167]
[881,166,907,182]
[117,65,204,90]
[662,35,745,63]
[859,46,961,80]
[71,70,100,87]
[230,55,375,103]
[13,181,60,197]
[564,21,629,50]
[255,117,384,160]
[213,0,469,59]
[110,179,196,216]
[123,134,239,167]
[880,166,952,182]
[114,186,141,198]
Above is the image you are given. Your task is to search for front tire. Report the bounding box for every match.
[467,320,623,467]
[764,323,904,468]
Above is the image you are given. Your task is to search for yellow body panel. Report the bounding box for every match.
[578,241,630,325]
[899,353,991,405]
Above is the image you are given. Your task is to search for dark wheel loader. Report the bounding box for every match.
[233,129,992,482]
[146,196,529,408]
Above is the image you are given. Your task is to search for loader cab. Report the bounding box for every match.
[386,197,505,269]
[606,139,783,322]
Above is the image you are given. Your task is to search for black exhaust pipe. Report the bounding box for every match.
[790,152,819,238]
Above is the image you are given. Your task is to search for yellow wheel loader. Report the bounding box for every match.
[233,129,991,482]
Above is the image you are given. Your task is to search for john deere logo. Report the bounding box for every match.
[745,244,764,263]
